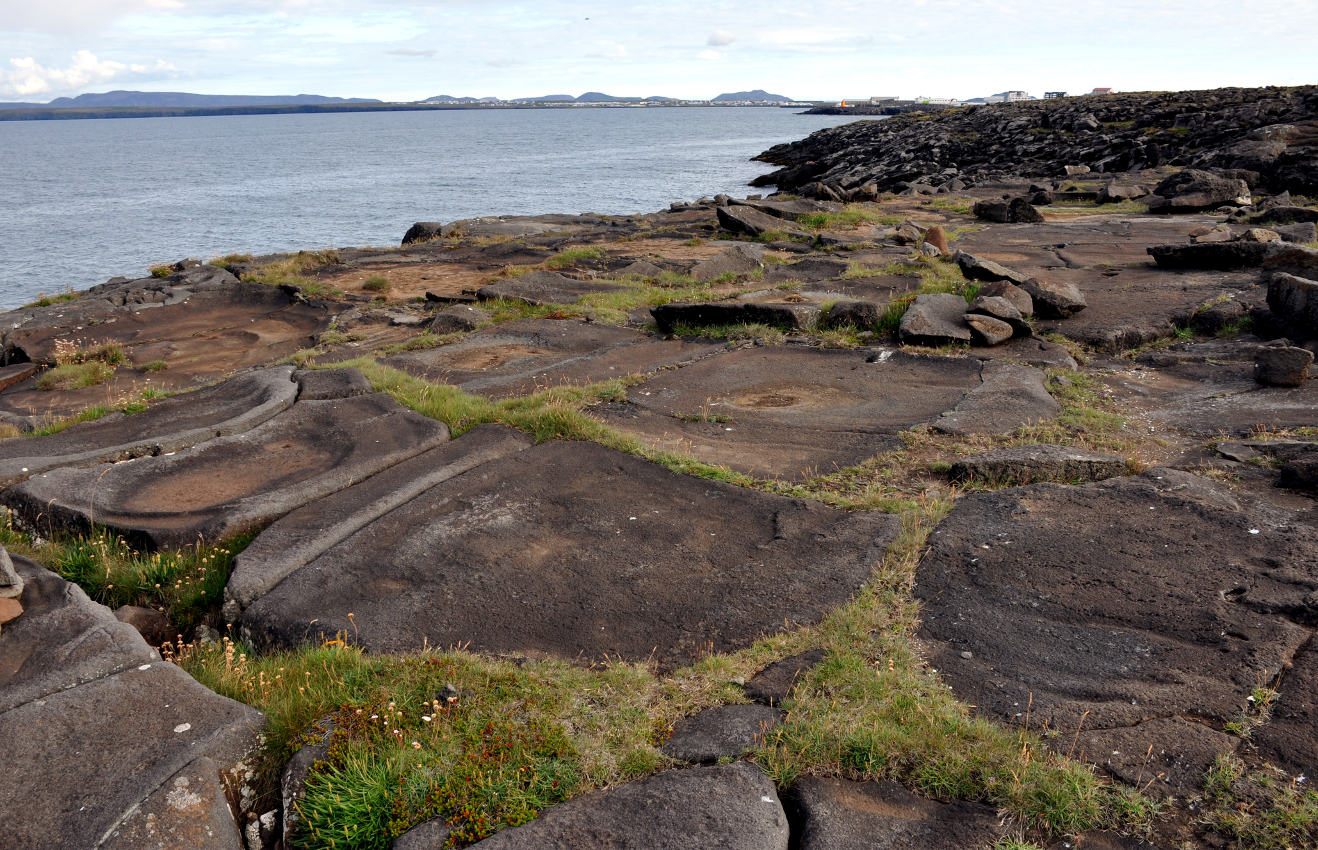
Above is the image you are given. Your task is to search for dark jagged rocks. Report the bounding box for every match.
[753,85,1318,197]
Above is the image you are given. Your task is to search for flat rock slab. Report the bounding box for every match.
[238,440,897,667]
[949,444,1128,486]
[1104,341,1318,436]
[1079,715,1239,799]
[0,274,328,420]
[660,704,786,763]
[652,301,819,333]
[465,762,789,849]
[5,392,450,548]
[294,366,373,400]
[387,318,720,398]
[0,558,263,848]
[784,777,1003,850]
[597,348,1055,480]
[476,270,626,306]
[915,469,1316,761]
[0,366,297,486]
[954,219,1259,352]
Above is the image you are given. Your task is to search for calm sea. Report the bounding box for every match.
[0,107,856,309]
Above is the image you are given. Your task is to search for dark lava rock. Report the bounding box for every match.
[1189,298,1246,334]
[0,366,297,487]
[466,762,789,849]
[113,604,174,646]
[691,244,765,282]
[968,295,1029,335]
[1275,221,1318,243]
[1148,241,1276,270]
[660,704,785,763]
[1147,169,1252,213]
[978,280,1034,316]
[745,649,828,706]
[1280,456,1318,494]
[392,817,452,850]
[821,300,882,330]
[717,205,808,240]
[1251,205,1318,225]
[764,256,850,285]
[1020,276,1086,318]
[1098,181,1151,203]
[948,444,1128,486]
[652,301,819,334]
[954,251,1031,286]
[1268,273,1318,337]
[295,366,373,400]
[282,717,337,845]
[402,221,445,244]
[1255,344,1313,386]
[1080,715,1239,798]
[427,304,490,334]
[973,197,1044,223]
[1049,833,1168,850]
[783,777,1003,850]
[915,469,1316,741]
[965,313,1014,346]
[931,361,1059,435]
[476,270,625,306]
[1,557,264,847]
[898,293,971,345]
[1252,641,1318,776]
[5,393,450,549]
[238,440,898,667]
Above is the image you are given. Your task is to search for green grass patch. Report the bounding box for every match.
[926,199,975,216]
[1044,200,1150,215]
[1202,755,1317,849]
[23,288,79,308]
[362,276,391,293]
[543,246,606,270]
[241,250,345,297]
[36,361,115,391]
[798,205,901,231]
[138,360,169,373]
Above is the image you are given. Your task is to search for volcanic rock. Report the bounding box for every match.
[717,205,808,240]
[1147,169,1252,213]
[898,293,972,345]
[948,445,1128,486]
[965,313,1014,346]
[784,778,1003,850]
[954,251,1032,287]
[476,270,625,306]
[745,649,828,706]
[1020,276,1087,318]
[691,244,765,282]
[972,197,1044,223]
[660,704,785,763]
[1255,344,1313,386]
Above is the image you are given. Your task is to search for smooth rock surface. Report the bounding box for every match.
[949,444,1128,486]
[476,270,626,306]
[745,649,828,706]
[240,440,898,666]
[660,704,785,763]
[784,777,1003,849]
[466,762,789,850]
[898,293,972,345]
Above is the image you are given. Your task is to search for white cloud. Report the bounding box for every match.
[388,47,436,57]
[0,50,174,97]
[698,49,722,61]
[706,30,734,46]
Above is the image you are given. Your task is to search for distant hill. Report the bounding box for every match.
[576,92,641,103]
[7,90,381,109]
[423,95,481,104]
[519,94,576,102]
[712,90,792,103]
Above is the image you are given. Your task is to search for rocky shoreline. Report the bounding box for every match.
[1,86,1316,849]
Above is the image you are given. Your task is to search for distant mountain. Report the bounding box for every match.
[519,94,576,102]
[423,94,482,104]
[712,90,792,103]
[7,91,382,109]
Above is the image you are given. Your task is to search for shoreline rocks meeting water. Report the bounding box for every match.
[1,84,1316,849]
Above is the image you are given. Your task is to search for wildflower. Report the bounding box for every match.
[412,741,421,749]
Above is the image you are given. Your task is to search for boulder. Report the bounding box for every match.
[1148,241,1276,270]
[948,444,1128,486]
[965,313,1014,346]
[922,225,949,255]
[1255,344,1313,386]
[968,295,1030,335]
[822,300,882,330]
[1279,456,1318,494]
[651,301,818,334]
[1251,205,1318,225]
[784,778,1003,850]
[977,280,1033,315]
[972,197,1044,223]
[659,704,785,764]
[898,294,971,345]
[1097,181,1150,203]
[953,251,1031,286]
[0,546,22,600]
[691,244,766,282]
[466,763,789,849]
[1275,222,1318,243]
[294,367,373,400]
[1268,273,1318,336]
[1237,227,1281,242]
[1020,277,1087,318]
[427,304,490,334]
[717,205,808,240]
[1147,169,1251,213]
[614,259,666,279]
[745,650,828,706]
[113,605,174,646]
[402,222,445,244]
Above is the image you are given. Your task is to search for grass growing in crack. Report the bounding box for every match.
[24,287,79,308]
[666,322,788,343]
[1202,755,1317,849]
[241,250,346,298]
[543,245,606,270]
[0,514,250,638]
[36,361,116,391]
[798,205,902,231]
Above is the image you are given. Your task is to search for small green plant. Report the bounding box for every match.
[362,276,391,293]
[1202,754,1317,848]
[798,205,901,231]
[138,360,168,373]
[149,264,173,278]
[25,287,79,308]
[36,361,115,391]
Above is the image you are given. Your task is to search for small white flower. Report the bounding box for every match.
[1249,529,1260,535]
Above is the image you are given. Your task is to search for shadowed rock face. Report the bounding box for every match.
[915,469,1317,795]
[239,439,898,667]
[2,392,450,548]
[598,347,1056,480]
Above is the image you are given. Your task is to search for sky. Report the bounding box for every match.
[2,0,1316,104]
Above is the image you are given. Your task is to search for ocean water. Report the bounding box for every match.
[0,107,856,309]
